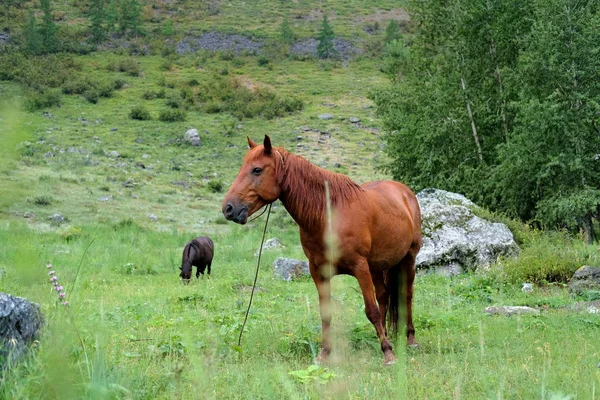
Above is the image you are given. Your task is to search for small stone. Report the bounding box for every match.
[318,113,334,120]
[48,213,67,225]
[522,283,533,292]
[349,117,361,123]
[301,126,310,132]
[23,212,35,219]
[483,306,540,316]
[99,196,112,202]
[109,151,120,158]
[110,127,118,132]
[148,214,158,222]
[142,154,150,159]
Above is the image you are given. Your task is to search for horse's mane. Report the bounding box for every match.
[274,147,364,230]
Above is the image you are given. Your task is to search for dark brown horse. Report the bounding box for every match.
[222,136,421,365]
[180,236,214,282]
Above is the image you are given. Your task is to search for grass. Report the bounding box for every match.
[1,222,599,399]
[1,1,600,398]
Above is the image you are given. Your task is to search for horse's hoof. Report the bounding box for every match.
[315,351,330,365]
[384,355,398,366]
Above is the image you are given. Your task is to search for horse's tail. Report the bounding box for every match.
[386,263,402,338]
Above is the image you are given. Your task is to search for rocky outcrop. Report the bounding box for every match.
[568,266,600,294]
[0,294,44,367]
[416,189,519,273]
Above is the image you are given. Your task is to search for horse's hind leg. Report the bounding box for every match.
[372,271,388,336]
[207,261,212,277]
[355,262,396,365]
[399,254,417,346]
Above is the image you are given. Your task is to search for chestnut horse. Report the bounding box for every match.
[222,136,422,365]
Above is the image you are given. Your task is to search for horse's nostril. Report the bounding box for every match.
[225,203,234,217]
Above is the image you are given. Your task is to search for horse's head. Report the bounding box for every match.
[179,262,192,283]
[222,135,282,224]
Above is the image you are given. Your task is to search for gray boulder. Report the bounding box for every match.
[273,258,310,281]
[568,266,600,294]
[0,293,44,367]
[184,128,201,146]
[416,188,519,273]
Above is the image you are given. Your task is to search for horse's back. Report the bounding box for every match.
[189,236,214,263]
[358,180,421,266]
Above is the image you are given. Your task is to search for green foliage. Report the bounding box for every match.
[288,365,336,385]
[206,180,223,193]
[89,0,106,44]
[23,88,61,111]
[280,15,295,44]
[383,19,401,43]
[316,14,336,59]
[107,58,141,76]
[39,0,58,53]
[163,19,174,37]
[129,105,151,120]
[24,10,41,55]
[105,0,118,33]
[499,230,600,284]
[158,108,186,122]
[374,0,600,238]
[119,0,143,37]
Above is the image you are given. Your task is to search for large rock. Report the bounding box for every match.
[484,306,540,316]
[184,128,201,146]
[0,293,44,367]
[568,266,600,294]
[273,258,310,281]
[416,188,519,273]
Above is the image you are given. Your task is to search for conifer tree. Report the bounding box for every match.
[39,0,57,53]
[316,14,335,59]
[24,9,41,55]
[384,19,401,43]
[89,0,106,44]
[280,15,295,44]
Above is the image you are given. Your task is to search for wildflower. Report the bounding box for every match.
[50,276,58,282]
[55,285,64,292]
[45,263,68,307]
[61,301,69,306]
[46,263,52,269]
[48,270,55,276]
[58,292,66,298]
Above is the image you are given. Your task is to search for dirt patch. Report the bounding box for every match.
[355,8,410,24]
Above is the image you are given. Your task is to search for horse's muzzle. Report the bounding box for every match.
[223,202,248,224]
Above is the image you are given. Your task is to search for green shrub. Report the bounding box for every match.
[257,55,270,66]
[113,78,127,89]
[165,95,183,109]
[83,89,100,104]
[158,109,186,122]
[24,89,62,112]
[129,105,151,120]
[31,195,54,206]
[207,180,223,193]
[108,58,141,76]
[500,230,600,284]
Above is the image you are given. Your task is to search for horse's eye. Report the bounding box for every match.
[252,167,262,176]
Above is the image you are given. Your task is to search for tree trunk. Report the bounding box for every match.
[460,76,484,164]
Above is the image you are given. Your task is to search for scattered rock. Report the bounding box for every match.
[568,266,600,294]
[273,258,310,281]
[23,212,35,219]
[522,283,534,293]
[0,293,44,368]
[483,306,540,316]
[289,38,362,60]
[48,213,67,225]
[301,126,311,131]
[142,154,150,159]
[110,128,118,132]
[176,32,264,55]
[99,196,112,202]
[108,150,120,158]
[184,128,201,146]
[122,179,136,188]
[135,138,144,143]
[416,188,519,273]
[148,214,158,222]
[318,113,334,120]
[349,117,361,123]
[0,33,11,45]
[44,152,55,158]
[255,238,284,256]
[570,300,600,314]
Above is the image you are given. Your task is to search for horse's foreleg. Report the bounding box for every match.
[355,265,396,365]
[310,263,332,363]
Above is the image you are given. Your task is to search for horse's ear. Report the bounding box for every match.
[247,137,258,149]
[263,135,272,155]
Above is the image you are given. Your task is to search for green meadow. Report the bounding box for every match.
[1,0,600,398]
